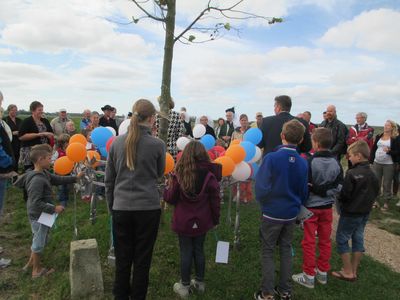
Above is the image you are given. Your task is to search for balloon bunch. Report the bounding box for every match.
[175,125,263,181]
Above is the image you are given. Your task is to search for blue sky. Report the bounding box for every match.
[0,0,399,126]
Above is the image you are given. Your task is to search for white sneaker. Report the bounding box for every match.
[232,196,237,202]
[292,272,314,289]
[173,280,189,298]
[315,268,327,284]
[396,200,400,207]
[0,257,12,268]
[190,279,205,292]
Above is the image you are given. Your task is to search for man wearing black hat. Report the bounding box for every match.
[99,105,118,135]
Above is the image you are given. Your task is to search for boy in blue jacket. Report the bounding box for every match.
[254,119,308,300]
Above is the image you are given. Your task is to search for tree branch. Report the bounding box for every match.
[130,0,166,22]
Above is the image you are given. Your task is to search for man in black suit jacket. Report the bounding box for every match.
[258,95,312,157]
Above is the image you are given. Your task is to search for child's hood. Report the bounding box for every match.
[196,162,222,182]
[14,170,48,189]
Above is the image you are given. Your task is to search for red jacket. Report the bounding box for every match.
[346,123,374,159]
[164,162,221,237]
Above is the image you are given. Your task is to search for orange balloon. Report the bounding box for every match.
[54,156,74,175]
[225,144,246,164]
[164,153,174,174]
[87,150,100,168]
[66,142,88,162]
[70,134,87,146]
[214,156,235,177]
[230,139,242,145]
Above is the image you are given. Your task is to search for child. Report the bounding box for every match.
[331,140,379,281]
[51,134,72,207]
[292,128,343,288]
[81,128,93,202]
[14,144,83,278]
[164,140,221,298]
[254,119,308,300]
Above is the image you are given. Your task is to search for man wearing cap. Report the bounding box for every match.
[99,105,118,135]
[50,108,71,147]
[80,109,92,130]
[251,112,263,128]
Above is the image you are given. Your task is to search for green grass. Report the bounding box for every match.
[1,184,400,299]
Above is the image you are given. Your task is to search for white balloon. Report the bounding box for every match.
[118,119,131,135]
[105,126,116,136]
[193,124,206,138]
[177,137,190,150]
[232,161,251,181]
[247,146,262,163]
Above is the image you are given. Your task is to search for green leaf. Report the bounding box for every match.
[224,23,230,30]
[189,35,196,42]
[134,18,139,24]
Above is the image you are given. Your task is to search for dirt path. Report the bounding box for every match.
[331,207,400,273]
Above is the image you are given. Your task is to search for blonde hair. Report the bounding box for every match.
[125,99,156,170]
[348,140,370,159]
[157,96,175,110]
[387,120,398,139]
[56,134,70,149]
[30,144,52,164]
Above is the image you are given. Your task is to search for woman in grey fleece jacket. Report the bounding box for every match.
[105,99,166,300]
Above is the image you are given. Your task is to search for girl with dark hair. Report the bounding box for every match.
[164,140,221,298]
[105,99,166,300]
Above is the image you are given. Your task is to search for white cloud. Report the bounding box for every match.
[266,47,324,63]
[319,8,400,54]
[0,62,55,80]
[0,48,12,55]
[330,70,374,84]
[80,64,147,80]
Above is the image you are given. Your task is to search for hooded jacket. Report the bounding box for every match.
[164,162,222,237]
[14,170,77,220]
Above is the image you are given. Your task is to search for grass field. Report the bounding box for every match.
[0,182,399,299]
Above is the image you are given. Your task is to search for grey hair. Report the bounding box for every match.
[226,111,233,117]
[91,111,99,117]
[356,112,367,120]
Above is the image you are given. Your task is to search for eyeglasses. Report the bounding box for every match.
[200,119,207,121]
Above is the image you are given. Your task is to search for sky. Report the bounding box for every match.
[0,0,399,126]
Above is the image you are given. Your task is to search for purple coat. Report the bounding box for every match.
[164,162,222,237]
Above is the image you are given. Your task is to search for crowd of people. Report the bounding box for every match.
[0,91,397,300]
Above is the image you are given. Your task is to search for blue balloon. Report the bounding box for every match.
[200,134,215,151]
[100,147,108,158]
[250,163,259,179]
[240,141,256,162]
[91,127,114,148]
[244,127,263,145]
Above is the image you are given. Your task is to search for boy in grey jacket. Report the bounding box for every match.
[293,128,343,289]
[15,144,83,278]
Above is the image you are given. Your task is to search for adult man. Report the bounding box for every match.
[258,95,312,157]
[303,111,316,133]
[66,121,78,136]
[251,112,263,128]
[50,108,71,145]
[320,105,347,161]
[320,111,328,126]
[99,105,118,134]
[218,108,235,148]
[111,107,122,128]
[80,109,91,130]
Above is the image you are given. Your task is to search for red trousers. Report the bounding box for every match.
[301,208,333,275]
[233,182,252,202]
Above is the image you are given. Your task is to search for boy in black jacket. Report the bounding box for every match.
[332,140,379,281]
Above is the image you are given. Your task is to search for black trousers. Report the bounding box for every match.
[112,209,161,300]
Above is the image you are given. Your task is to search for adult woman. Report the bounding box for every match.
[86,111,101,130]
[197,115,216,139]
[214,118,225,139]
[105,99,166,300]
[370,120,399,211]
[180,111,193,138]
[231,114,253,206]
[18,101,54,170]
[3,104,22,177]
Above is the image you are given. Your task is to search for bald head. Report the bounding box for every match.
[297,113,305,119]
[326,105,336,122]
[83,109,91,120]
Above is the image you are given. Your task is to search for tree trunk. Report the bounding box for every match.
[159,0,176,225]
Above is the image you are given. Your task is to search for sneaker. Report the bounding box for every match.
[173,280,189,298]
[190,279,205,292]
[232,196,237,202]
[315,268,327,285]
[97,195,104,200]
[0,257,12,268]
[274,286,291,299]
[292,272,314,289]
[254,291,274,300]
[396,200,400,207]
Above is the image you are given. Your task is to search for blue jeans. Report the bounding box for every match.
[30,219,51,254]
[178,234,207,286]
[336,215,369,254]
[0,179,7,220]
[57,184,70,207]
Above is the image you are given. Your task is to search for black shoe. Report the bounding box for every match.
[274,286,291,300]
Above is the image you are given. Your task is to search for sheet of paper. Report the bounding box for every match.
[37,212,57,227]
[215,241,229,264]
[297,205,314,223]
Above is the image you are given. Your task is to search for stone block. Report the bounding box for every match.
[70,239,104,299]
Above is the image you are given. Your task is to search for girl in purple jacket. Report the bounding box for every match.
[164,141,222,298]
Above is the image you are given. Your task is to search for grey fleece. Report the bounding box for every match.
[105,125,166,214]
[14,170,77,220]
